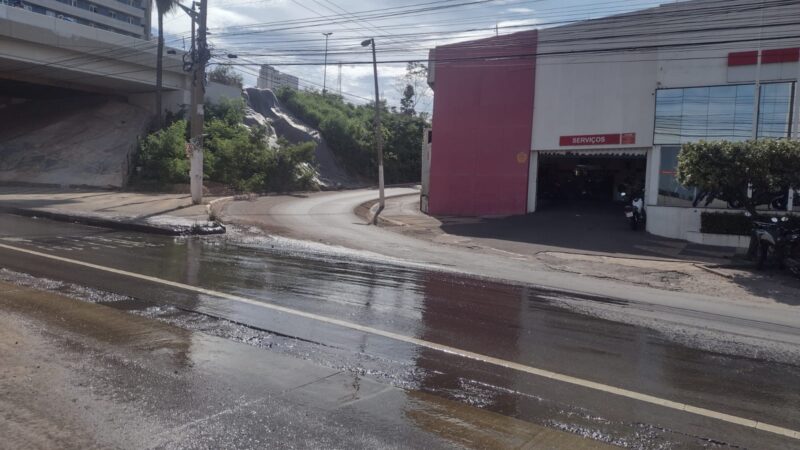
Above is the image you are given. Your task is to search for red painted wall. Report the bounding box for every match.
[428,30,537,216]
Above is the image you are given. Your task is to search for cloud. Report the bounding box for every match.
[151,0,660,108]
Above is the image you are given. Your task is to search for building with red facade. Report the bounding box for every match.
[423,0,800,245]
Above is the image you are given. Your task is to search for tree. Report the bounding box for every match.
[395,62,431,116]
[400,85,415,115]
[208,65,244,88]
[154,0,179,129]
[676,139,800,215]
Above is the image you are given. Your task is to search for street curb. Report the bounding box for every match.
[355,192,420,226]
[0,206,226,236]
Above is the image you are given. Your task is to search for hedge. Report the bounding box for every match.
[701,212,800,235]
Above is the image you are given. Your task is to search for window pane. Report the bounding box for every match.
[654,89,683,144]
[680,87,710,143]
[707,85,737,140]
[757,82,793,139]
[733,84,755,141]
[658,146,695,206]
[794,190,800,212]
[654,84,759,144]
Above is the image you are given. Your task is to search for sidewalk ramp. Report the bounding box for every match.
[0,97,150,188]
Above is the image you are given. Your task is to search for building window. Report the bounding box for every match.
[757,82,794,138]
[654,82,794,144]
[794,190,800,212]
[110,11,116,19]
[89,4,96,12]
[657,146,696,207]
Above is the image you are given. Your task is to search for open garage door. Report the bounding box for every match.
[536,151,647,211]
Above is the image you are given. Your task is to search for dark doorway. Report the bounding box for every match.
[537,153,646,210]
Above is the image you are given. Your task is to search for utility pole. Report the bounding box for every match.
[189,0,208,205]
[337,62,342,95]
[322,32,333,94]
[361,38,384,225]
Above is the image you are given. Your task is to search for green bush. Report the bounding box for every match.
[701,212,800,235]
[136,119,189,184]
[276,87,426,184]
[134,99,316,193]
[678,139,800,214]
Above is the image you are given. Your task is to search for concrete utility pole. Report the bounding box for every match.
[362,38,384,225]
[189,0,208,205]
[322,32,333,94]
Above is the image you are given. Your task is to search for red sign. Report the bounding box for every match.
[559,132,636,146]
[621,132,636,144]
[559,134,620,146]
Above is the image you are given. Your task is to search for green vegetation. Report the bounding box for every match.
[276,87,427,184]
[677,139,800,214]
[135,98,317,193]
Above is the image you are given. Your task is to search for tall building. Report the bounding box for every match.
[1,0,152,39]
[257,65,299,91]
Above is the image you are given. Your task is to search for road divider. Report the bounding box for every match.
[0,241,797,441]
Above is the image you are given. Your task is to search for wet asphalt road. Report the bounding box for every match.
[1,213,800,449]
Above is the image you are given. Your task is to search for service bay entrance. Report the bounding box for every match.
[534,151,647,212]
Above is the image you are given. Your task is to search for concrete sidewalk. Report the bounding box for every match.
[0,186,226,235]
[367,191,738,264]
[357,192,800,303]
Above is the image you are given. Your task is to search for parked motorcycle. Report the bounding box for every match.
[749,215,800,275]
[622,191,646,230]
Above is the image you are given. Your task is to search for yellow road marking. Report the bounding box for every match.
[0,241,797,440]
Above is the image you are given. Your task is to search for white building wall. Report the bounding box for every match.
[531,55,657,151]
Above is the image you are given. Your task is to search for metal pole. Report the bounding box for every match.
[322,32,332,94]
[370,39,385,225]
[189,0,208,205]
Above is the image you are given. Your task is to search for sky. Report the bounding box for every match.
[155,0,668,110]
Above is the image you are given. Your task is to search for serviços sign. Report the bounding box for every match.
[559,133,636,146]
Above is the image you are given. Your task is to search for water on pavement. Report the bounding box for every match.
[1,214,799,449]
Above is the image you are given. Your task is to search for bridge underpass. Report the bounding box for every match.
[0,4,192,188]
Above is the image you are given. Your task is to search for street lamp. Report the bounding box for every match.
[322,32,333,94]
[361,38,384,225]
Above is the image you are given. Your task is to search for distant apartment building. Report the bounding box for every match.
[257,65,299,91]
[1,0,151,39]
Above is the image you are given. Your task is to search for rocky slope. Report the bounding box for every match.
[244,88,359,189]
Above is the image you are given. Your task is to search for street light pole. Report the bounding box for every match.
[322,32,333,94]
[362,38,384,225]
[189,0,208,205]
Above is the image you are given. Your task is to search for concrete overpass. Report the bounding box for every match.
[0,4,191,111]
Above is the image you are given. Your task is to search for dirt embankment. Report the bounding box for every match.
[0,97,150,188]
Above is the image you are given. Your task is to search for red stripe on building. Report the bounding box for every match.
[727,51,758,66]
[428,30,538,216]
[762,47,800,64]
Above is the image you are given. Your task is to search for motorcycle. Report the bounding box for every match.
[622,191,646,230]
[749,215,800,275]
